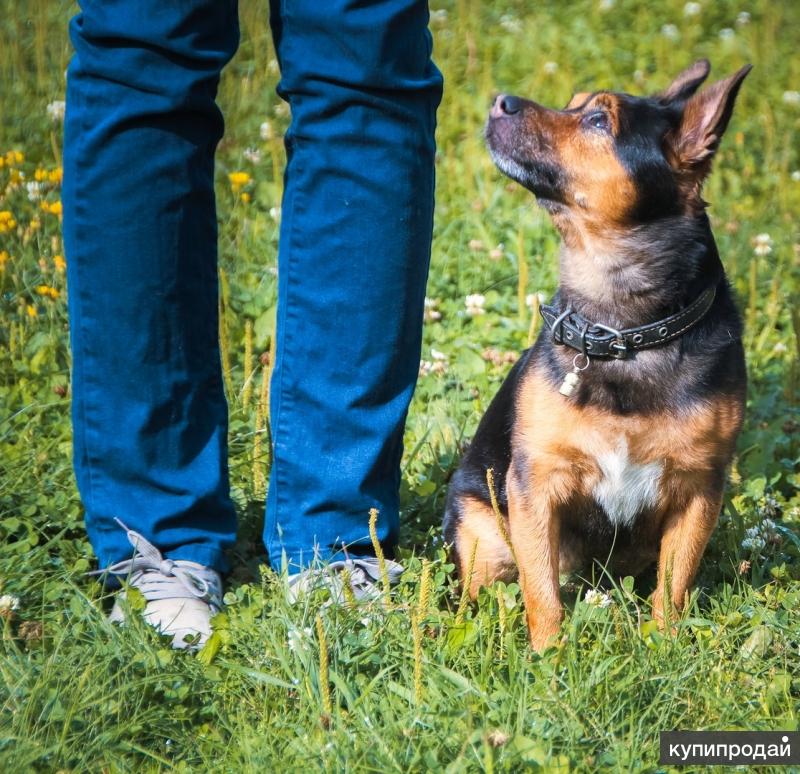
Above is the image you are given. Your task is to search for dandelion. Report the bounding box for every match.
[40,200,62,216]
[4,150,24,166]
[423,297,441,322]
[661,24,680,40]
[684,2,702,16]
[753,232,772,256]
[35,285,59,300]
[465,293,486,317]
[228,171,251,192]
[243,147,262,164]
[584,588,613,608]
[719,28,735,40]
[543,61,559,75]
[53,254,66,272]
[46,100,66,122]
[259,121,274,141]
[0,210,16,234]
[0,594,20,618]
[736,11,751,25]
[783,91,800,106]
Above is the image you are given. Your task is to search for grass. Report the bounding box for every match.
[1,0,799,771]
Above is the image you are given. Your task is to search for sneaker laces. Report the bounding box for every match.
[287,555,404,603]
[90,518,222,609]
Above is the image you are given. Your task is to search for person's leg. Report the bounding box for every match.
[265,1,443,570]
[62,0,240,574]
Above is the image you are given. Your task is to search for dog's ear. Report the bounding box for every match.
[666,64,752,173]
[659,59,711,103]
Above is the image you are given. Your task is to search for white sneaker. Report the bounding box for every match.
[95,519,223,650]
[287,556,404,604]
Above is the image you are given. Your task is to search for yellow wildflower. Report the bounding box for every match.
[0,251,8,271]
[35,168,47,182]
[4,150,23,166]
[241,192,251,204]
[36,285,59,300]
[0,210,16,234]
[228,171,251,192]
[41,200,63,216]
[49,167,63,185]
[29,218,41,231]
[53,254,66,272]
[26,304,37,318]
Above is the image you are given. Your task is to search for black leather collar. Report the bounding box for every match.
[539,286,717,360]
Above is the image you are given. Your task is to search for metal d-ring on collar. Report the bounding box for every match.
[539,286,717,360]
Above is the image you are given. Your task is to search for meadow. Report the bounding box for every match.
[1,0,799,771]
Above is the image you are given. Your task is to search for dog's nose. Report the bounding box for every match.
[491,94,523,118]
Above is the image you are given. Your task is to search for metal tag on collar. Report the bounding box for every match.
[559,352,590,397]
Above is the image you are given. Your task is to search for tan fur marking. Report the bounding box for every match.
[509,368,742,648]
[454,496,516,598]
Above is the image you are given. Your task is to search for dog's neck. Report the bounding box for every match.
[553,213,722,330]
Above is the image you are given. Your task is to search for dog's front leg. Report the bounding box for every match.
[507,462,562,651]
[652,487,723,628]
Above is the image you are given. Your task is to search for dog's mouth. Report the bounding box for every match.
[484,115,567,205]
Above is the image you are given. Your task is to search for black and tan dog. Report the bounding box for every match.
[443,60,750,650]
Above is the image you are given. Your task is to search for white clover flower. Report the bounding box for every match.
[465,293,486,317]
[736,11,751,26]
[753,233,772,256]
[773,341,788,354]
[419,359,433,376]
[26,181,42,202]
[430,347,447,362]
[543,61,559,75]
[287,625,313,653]
[791,171,800,182]
[243,147,262,164]
[423,297,442,322]
[719,28,735,40]
[525,291,548,309]
[584,589,613,608]
[661,24,680,40]
[783,91,800,106]
[46,100,66,122]
[259,121,274,141]
[269,206,281,223]
[0,594,20,614]
[684,2,702,17]
[499,14,522,34]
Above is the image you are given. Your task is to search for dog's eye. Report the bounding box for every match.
[584,111,610,131]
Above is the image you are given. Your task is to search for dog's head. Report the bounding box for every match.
[485,60,751,230]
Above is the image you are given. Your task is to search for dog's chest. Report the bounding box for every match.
[591,438,663,527]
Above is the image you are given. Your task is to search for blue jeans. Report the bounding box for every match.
[62,0,442,574]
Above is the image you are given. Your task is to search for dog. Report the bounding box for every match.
[443,59,751,651]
